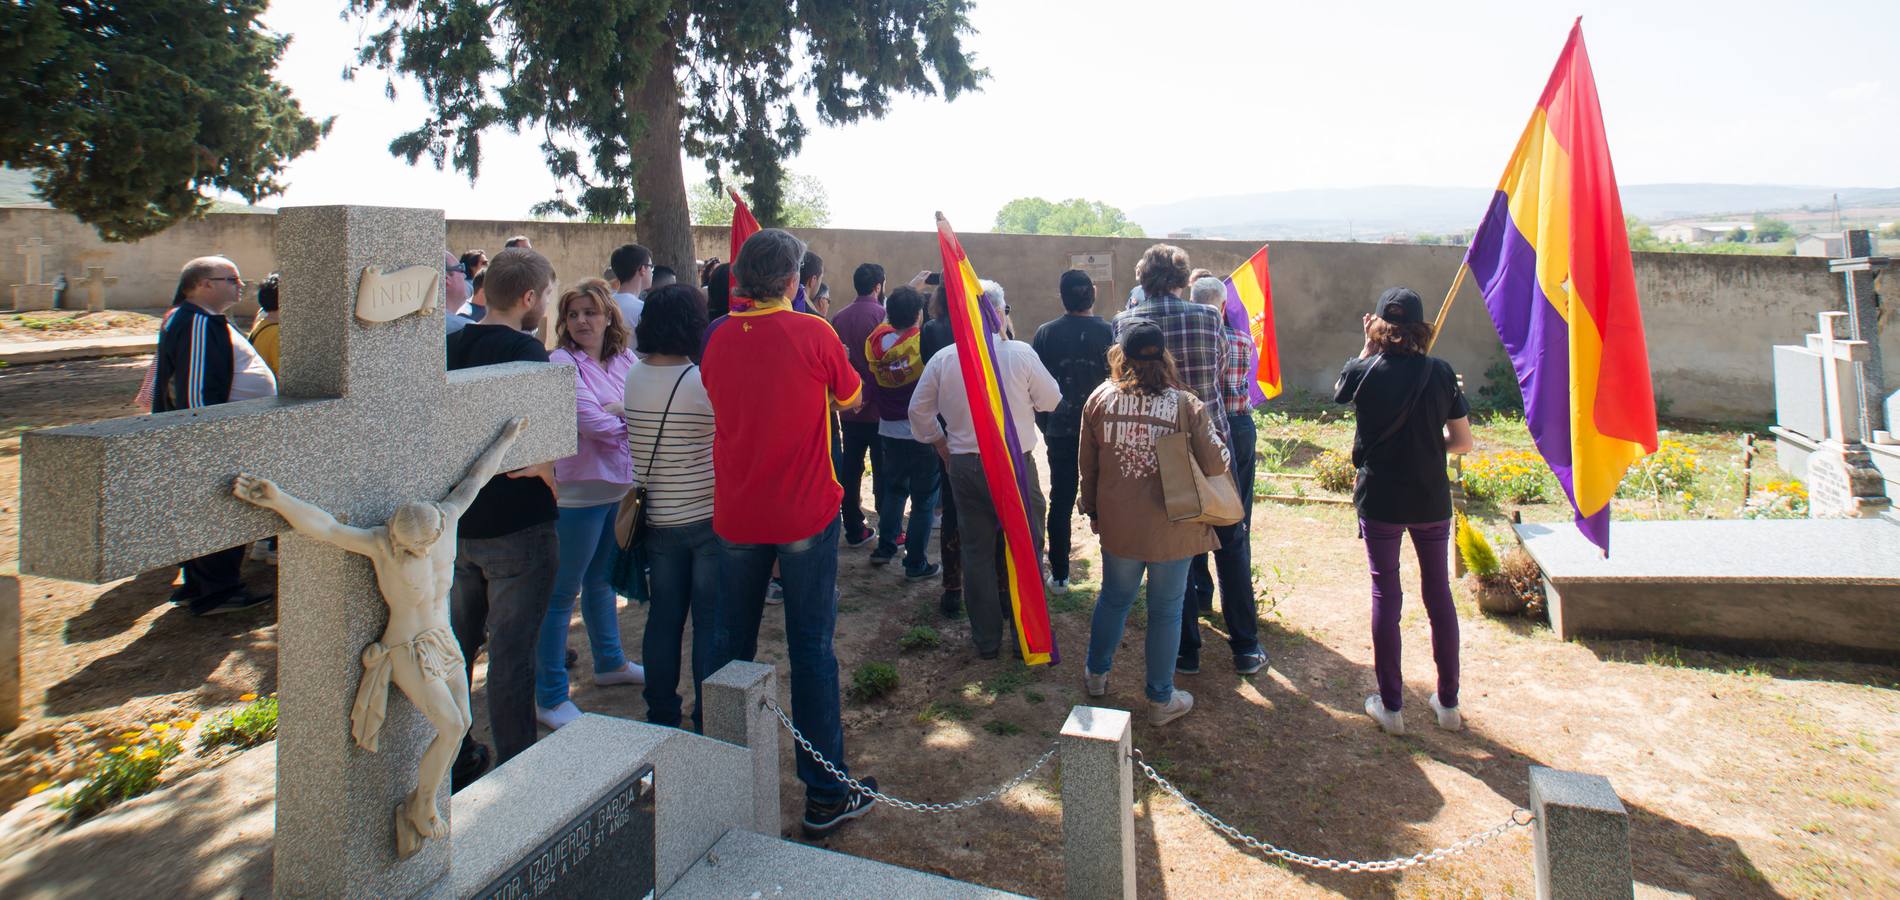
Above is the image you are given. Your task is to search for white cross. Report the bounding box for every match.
[1811,310,1871,445]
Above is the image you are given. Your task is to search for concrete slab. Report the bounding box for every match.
[0,334,155,365]
[1517,519,1900,658]
[663,828,1024,899]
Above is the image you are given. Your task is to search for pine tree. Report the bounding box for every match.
[346,0,984,269]
[0,1,328,241]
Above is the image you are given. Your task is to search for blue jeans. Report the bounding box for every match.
[1183,411,1262,663]
[1087,551,1191,703]
[709,518,851,803]
[643,518,722,729]
[874,435,940,572]
[535,502,630,709]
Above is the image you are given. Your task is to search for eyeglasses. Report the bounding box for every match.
[447,264,468,275]
[206,276,244,285]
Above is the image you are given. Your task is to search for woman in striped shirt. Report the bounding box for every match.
[623,283,720,730]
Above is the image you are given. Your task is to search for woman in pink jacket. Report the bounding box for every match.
[536,279,644,730]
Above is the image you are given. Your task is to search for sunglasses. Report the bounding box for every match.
[447,263,468,275]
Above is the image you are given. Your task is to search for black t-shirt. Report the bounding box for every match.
[446,323,559,540]
[919,315,955,366]
[1031,314,1115,439]
[1333,353,1468,524]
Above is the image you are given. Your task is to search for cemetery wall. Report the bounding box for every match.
[3,205,1877,422]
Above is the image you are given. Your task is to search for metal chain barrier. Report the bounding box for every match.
[1132,749,1534,874]
[764,698,1058,813]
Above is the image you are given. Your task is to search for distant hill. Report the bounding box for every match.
[0,165,271,214]
[1132,184,1900,241]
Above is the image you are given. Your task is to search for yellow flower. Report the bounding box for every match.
[136,748,160,761]
[151,723,170,733]
[28,782,53,796]
[239,693,258,702]
[108,746,127,754]
[120,731,143,741]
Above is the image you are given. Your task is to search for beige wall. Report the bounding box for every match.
[3,205,1875,422]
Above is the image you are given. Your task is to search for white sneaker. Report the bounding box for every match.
[1429,693,1463,731]
[1149,689,1194,726]
[536,700,583,730]
[1049,578,1071,594]
[595,661,646,686]
[1364,695,1405,735]
[1085,670,1108,697]
[765,580,785,606]
[247,541,277,564]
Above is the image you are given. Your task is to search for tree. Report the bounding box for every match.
[1752,216,1792,243]
[688,170,829,227]
[346,1,983,270]
[0,1,327,242]
[994,197,1144,238]
[1725,226,1751,243]
[1626,217,1664,252]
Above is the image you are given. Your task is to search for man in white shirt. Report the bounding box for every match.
[908,283,1061,658]
[609,243,654,328]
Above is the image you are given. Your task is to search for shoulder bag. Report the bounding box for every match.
[1157,390,1245,526]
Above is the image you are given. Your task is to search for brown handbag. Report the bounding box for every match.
[615,365,694,550]
[1156,391,1244,526]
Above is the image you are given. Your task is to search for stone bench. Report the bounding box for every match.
[1515,518,1900,659]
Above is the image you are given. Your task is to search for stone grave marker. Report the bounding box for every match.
[18,205,577,898]
[77,266,119,314]
[1803,311,1890,518]
[11,236,57,312]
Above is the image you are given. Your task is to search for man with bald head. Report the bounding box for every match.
[154,255,278,616]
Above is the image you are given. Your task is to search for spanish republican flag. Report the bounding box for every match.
[936,213,1056,666]
[726,187,761,312]
[1464,20,1657,554]
[1222,245,1281,404]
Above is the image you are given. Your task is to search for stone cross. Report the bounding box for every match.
[1810,311,1869,446]
[77,266,118,313]
[18,206,577,898]
[15,236,49,286]
[1828,230,1890,439]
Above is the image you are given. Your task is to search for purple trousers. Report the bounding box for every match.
[1360,517,1459,712]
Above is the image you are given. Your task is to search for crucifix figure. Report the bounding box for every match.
[20,206,575,897]
[233,416,523,858]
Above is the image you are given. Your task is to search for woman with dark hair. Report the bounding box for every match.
[703,262,731,326]
[623,283,720,729]
[1333,287,1475,736]
[1078,320,1229,727]
[535,278,644,731]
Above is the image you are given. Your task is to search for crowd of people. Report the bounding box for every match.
[148,230,1474,837]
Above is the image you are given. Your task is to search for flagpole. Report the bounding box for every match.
[1425,262,1469,354]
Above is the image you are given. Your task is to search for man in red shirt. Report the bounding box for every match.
[701,228,877,837]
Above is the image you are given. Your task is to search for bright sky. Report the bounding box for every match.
[254,0,1899,232]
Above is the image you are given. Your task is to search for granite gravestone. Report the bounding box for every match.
[1803,311,1890,518]
[18,205,577,898]
[77,266,119,314]
[11,236,56,312]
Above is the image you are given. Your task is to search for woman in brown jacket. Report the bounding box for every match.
[1078,320,1230,726]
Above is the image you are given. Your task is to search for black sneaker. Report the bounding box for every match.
[451,742,490,793]
[189,591,273,617]
[939,589,963,617]
[1175,656,1201,675]
[1234,650,1269,676]
[868,549,896,566]
[904,562,941,580]
[802,777,877,837]
[565,648,579,669]
[844,527,878,549]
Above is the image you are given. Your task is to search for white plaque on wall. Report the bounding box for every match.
[355,265,441,323]
[1070,252,1114,283]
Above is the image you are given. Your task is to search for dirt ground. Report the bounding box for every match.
[1,356,1896,898]
[0,311,163,344]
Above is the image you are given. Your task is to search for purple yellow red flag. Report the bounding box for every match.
[1221,245,1282,404]
[1463,19,1658,554]
[935,212,1056,666]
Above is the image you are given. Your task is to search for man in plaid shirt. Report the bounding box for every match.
[1112,248,1229,443]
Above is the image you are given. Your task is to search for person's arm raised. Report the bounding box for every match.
[233,475,379,557]
[444,417,527,516]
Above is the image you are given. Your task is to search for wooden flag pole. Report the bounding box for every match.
[1425,262,1469,354]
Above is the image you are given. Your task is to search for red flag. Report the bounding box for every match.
[727,188,760,312]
